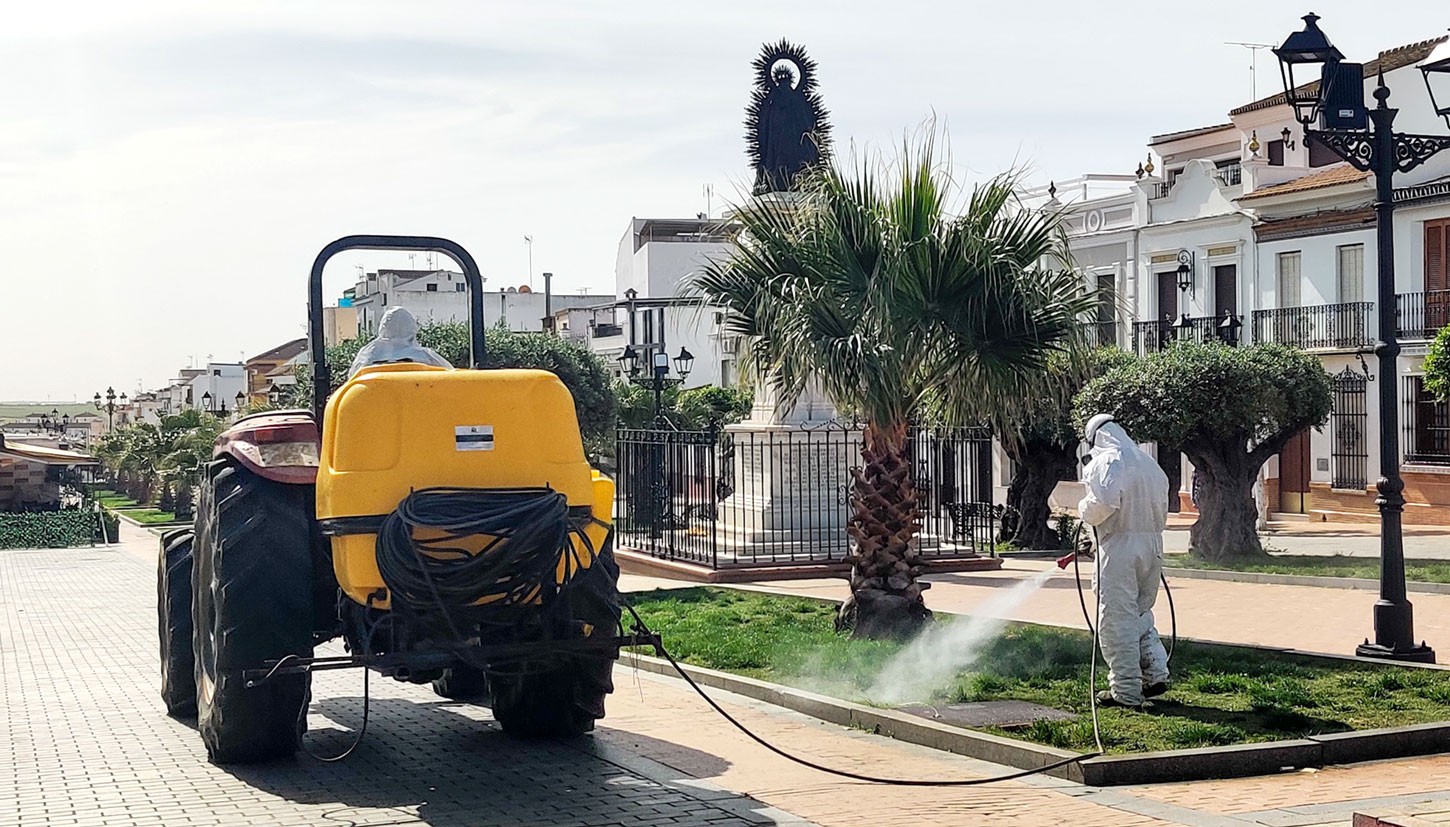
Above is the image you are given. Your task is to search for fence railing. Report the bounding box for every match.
[590,322,623,338]
[1396,290,1450,340]
[1132,316,1223,355]
[1148,180,1173,199]
[1082,320,1118,348]
[1215,163,1243,187]
[1251,302,1375,350]
[614,422,996,569]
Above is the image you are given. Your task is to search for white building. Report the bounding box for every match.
[1053,33,1450,523]
[584,217,742,389]
[351,269,597,336]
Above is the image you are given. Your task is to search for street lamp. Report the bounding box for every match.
[1217,311,1244,347]
[1275,13,1450,662]
[618,345,693,425]
[1423,39,1450,130]
[235,391,246,415]
[267,383,283,407]
[93,387,125,430]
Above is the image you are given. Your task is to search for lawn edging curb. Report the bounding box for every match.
[1163,566,1450,595]
[618,653,1450,786]
[112,511,188,530]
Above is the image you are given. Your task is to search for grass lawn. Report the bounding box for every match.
[626,587,1450,754]
[124,509,182,525]
[97,495,141,509]
[1166,553,1450,584]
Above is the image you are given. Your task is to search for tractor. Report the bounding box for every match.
[157,236,634,764]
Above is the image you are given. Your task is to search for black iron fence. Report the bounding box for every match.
[1251,302,1375,350]
[1132,316,1223,355]
[1082,320,1118,348]
[614,422,996,569]
[1396,290,1450,340]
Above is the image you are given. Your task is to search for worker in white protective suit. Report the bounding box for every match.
[1079,414,1171,707]
[347,307,453,379]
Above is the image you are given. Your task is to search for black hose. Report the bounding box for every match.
[375,487,588,615]
[624,604,1099,786]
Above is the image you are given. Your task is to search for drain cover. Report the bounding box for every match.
[895,701,1075,729]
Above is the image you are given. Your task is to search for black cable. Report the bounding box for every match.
[623,604,1099,786]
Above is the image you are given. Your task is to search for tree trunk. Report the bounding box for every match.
[836,421,932,640]
[1187,452,1267,562]
[999,441,1076,550]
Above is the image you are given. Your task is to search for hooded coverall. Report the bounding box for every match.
[347,307,453,379]
[1078,421,1171,705]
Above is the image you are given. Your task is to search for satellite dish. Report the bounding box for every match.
[518,285,532,294]
[507,287,518,293]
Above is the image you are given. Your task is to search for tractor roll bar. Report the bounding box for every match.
[308,235,487,422]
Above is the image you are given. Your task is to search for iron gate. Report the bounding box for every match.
[1331,367,1368,490]
[613,422,995,568]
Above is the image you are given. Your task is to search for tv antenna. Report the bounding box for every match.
[524,235,534,288]
[702,183,714,218]
[1226,41,1276,100]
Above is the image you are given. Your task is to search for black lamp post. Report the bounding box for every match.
[1275,13,1450,662]
[235,391,246,415]
[93,386,125,430]
[1217,311,1243,347]
[267,383,283,407]
[618,344,694,538]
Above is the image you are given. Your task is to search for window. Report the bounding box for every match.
[213,369,221,376]
[381,293,387,305]
[1405,376,1450,465]
[426,283,438,292]
[1428,218,1449,293]
[1277,252,1302,307]
[1337,244,1364,303]
[1267,139,1286,166]
[455,283,465,292]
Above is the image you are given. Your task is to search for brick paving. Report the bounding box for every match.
[0,544,804,827]
[13,527,1450,826]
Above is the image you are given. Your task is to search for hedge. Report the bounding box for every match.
[0,510,99,549]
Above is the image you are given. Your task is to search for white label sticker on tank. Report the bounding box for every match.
[454,425,494,451]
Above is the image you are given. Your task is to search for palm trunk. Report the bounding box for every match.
[836,421,932,640]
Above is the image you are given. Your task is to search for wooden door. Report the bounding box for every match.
[1279,428,1312,513]
[1428,219,1449,330]
[1214,264,1238,318]
[1157,270,1177,322]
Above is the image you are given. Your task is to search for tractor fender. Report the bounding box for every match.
[214,410,319,485]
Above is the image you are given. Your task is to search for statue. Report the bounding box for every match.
[745,40,832,195]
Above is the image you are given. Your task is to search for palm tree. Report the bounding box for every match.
[693,136,1092,639]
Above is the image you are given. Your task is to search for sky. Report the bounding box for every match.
[2,0,1445,401]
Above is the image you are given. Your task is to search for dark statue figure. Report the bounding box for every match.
[745,40,832,195]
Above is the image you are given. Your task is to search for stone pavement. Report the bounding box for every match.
[8,526,1450,826]
[1161,521,1450,559]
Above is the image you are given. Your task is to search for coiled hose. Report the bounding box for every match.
[375,486,589,619]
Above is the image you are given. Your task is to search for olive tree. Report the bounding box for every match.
[1074,342,1331,561]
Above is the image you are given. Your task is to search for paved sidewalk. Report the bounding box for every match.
[1162,521,1450,558]
[8,526,1450,826]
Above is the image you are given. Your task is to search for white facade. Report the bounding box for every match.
[1045,34,1450,519]
[351,269,596,336]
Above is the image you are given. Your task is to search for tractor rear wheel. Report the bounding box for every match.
[193,459,315,764]
[492,545,621,737]
[158,527,196,716]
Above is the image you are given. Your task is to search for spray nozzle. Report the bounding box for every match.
[1056,552,1077,570]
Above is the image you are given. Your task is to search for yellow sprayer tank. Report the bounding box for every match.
[316,364,613,608]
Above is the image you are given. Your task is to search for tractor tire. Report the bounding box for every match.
[431,665,489,701]
[492,545,621,737]
[192,459,315,764]
[158,527,197,716]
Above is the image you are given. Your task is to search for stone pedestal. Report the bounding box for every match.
[716,383,853,560]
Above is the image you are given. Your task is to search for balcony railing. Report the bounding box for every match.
[1214,163,1243,187]
[591,322,623,338]
[1081,320,1118,348]
[1251,302,1375,350]
[1132,316,1225,355]
[1396,290,1450,340]
[1148,180,1174,199]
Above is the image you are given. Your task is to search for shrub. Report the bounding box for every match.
[0,510,98,549]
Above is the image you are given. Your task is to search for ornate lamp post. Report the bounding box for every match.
[267,383,284,407]
[93,387,126,430]
[618,345,694,538]
[1275,13,1450,662]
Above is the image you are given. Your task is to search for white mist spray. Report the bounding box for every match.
[867,568,1059,705]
